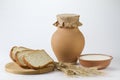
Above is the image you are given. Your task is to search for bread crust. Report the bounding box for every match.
[10,46,17,62]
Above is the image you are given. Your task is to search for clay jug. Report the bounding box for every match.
[51,14,85,63]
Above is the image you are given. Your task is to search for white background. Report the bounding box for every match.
[0,0,120,80]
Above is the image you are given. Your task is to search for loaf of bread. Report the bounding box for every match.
[23,50,54,69]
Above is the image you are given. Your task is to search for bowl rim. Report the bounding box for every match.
[79,54,113,61]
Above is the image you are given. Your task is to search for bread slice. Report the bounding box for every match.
[15,50,35,68]
[10,46,32,62]
[23,50,54,69]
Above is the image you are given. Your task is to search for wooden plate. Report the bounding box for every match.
[5,62,54,74]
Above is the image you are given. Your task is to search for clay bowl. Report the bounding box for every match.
[79,54,113,69]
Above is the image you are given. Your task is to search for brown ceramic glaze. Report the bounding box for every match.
[51,14,85,63]
[79,54,113,69]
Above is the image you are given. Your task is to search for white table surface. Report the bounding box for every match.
[0,52,120,80]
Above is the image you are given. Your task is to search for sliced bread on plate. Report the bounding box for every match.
[15,50,35,68]
[23,50,54,69]
[10,46,32,62]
